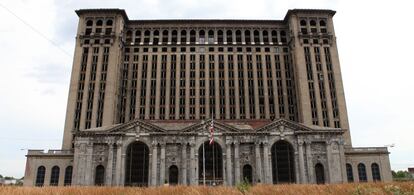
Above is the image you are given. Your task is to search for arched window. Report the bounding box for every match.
[315,163,325,184]
[320,20,327,33]
[162,30,169,43]
[371,163,381,181]
[310,20,317,33]
[198,141,223,185]
[144,30,150,44]
[153,30,159,45]
[96,20,103,26]
[346,163,354,182]
[171,30,178,44]
[126,30,132,43]
[226,30,233,43]
[95,165,105,186]
[199,30,205,43]
[125,141,150,186]
[208,30,214,43]
[280,31,287,43]
[271,30,278,43]
[50,166,60,186]
[86,20,93,26]
[106,19,113,26]
[262,30,269,44]
[181,30,187,43]
[236,30,242,44]
[253,30,260,43]
[217,30,223,44]
[300,20,307,26]
[357,163,367,182]
[64,166,73,186]
[190,30,196,44]
[310,20,316,26]
[271,140,295,184]
[244,30,251,43]
[135,30,141,43]
[35,166,46,187]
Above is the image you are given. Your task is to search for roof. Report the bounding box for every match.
[75,8,336,23]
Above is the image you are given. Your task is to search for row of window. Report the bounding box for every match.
[125,29,288,45]
[35,166,73,186]
[299,19,328,34]
[346,163,381,182]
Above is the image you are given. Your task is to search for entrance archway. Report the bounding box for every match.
[169,165,179,185]
[125,141,149,186]
[271,140,295,184]
[315,163,325,184]
[242,164,253,184]
[198,141,223,185]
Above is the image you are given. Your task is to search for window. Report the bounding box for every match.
[358,163,367,182]
[226,30,233,43]
[190,30,196,43]
[371,163,381,181]
[208,30,214,43]
[263,30,269,43]
[86,20,93,26]
[245,30,251,43]
[153,30,159,45]
[346,163,354,182]
[236,30,242,44]
[50,166,60,186]
[181,30,187,43]
[144,30,150,44]
[64,166,73,186]
[106,19,113,26]
[217,30,223,44]
[162,30,169,43]
[35,166,46,186]
[172,30,178,44]
[300,20,307,26]
[254,30,260,43]
[96,20,103,26]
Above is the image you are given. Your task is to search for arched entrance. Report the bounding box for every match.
[125,141,149,186]
[271,140,295,184]
[169,165,179,185]
[242,164,253,184]
[198,141,223,185]
[95,165,105,186]
[315,163,325,184]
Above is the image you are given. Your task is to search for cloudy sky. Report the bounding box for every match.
[0,0,413,178]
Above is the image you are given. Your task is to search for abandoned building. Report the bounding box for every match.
[23,8,392,186]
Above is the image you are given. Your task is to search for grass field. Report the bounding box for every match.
[1,182,414,195]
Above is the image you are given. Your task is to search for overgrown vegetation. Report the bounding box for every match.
[1,182,414,195]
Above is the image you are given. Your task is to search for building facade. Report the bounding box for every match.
[24,8,392,186]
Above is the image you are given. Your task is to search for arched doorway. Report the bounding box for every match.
[271,140,295,184]
[242,164,253,184]
[95,165,105,186]
[125,141,150,186]
[198,141,223,185]
[169,165,179,185]
[315,163,325,184]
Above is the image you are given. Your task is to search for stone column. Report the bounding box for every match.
[305,140,314,183]
[190,142,196,185]
[85,143,93,185]
[234,142,240,184]
[263,142,270,183]
[182,143,187,185]
[120,150,126,185]
[106,143,114,185]
[298,140,306,183]
[338,139,347,182]
[160,143,166,185]
[115,142,122,185]
[326,140,333,183]
[255,142,263,183]
[151,143,158,186]
[226,142,233,185]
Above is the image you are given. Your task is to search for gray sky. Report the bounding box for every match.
[0,0,413,178]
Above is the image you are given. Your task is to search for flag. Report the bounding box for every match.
[209,119,214,145]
